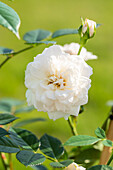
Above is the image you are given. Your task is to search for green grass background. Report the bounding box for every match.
[0,0,113,169]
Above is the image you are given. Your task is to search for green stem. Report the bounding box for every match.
[77,44,83,55]
[107,150,113,165]
[0,57,10,68]
[45,155,57,162]
[68,116,78,136]
[9,153,13,170]
[40,151,57,162]
[0,153,9,170]
[0,45,36,69]
[12,45,34,56]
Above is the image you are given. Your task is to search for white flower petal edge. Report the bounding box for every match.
[65,162,86,170]
[25,45,93,120]
[60,43,97,61]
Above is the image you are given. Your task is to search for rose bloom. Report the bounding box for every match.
[25,45,92,120]
[82,18,96,37]
[60,43,97,61]
[65,162,86,170]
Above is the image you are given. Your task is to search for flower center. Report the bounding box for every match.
[48,75,66,89]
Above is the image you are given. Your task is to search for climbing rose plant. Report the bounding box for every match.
[0,1,113,170]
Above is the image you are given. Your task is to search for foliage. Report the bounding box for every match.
[0,1,112,170]
[0,1,20,38]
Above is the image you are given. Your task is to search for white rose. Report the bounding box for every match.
[25,45,92,120]
[82,18,96,37]
[65,162,86,170]
[60,43,97,61]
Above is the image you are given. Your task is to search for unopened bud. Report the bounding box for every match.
[82,18,96,37]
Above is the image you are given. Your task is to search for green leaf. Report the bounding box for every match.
[0,102,11,113]
[23,29,51,43]
[0,47,13,55]
[16,150,46,166]
[88,165,113,170]
[15,106,34,114]
[0,136,20,153]
[14,118,46,127]
[25,41,56,45]
[95,127,106,139]
[64,135,101,146]
[0,98,24,107]
[0,113,18,125]
[59,160,74,167]
[9,127,39,151]
[0,127,9,137]
[102,140,113,147]
[52,29,78,38]
[31,165,47,170]
[0,1,20,38]
[40,134,64,159]
[60,149,68,160]
[50,160,73,168]
[74,148,101,168]
[50,162,65,168]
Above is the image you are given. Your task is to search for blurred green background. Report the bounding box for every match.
[0,0,113,169]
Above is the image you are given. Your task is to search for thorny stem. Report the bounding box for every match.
[68,116,78,136]
[99,115,113,165]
